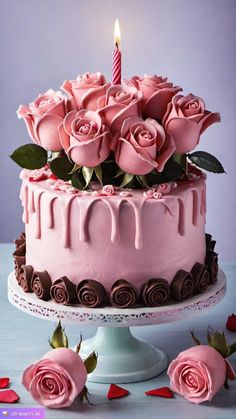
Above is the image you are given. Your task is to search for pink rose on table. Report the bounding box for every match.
[22,348,87,408]
[124,74,182,120]
[59,110,111,167]
[114,116,175,175]
[163,94,221,153]
[61,72,110,111]
[17,89,67,151]
[98,84,143,135]
[167,345,226,404]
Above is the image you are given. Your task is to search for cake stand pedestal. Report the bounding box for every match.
[8,270,226,383]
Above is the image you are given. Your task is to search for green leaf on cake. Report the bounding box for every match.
[114,169,125,178]
[68,164,81,175]
[94,165,103,185]
[136,175,149,188]
[161,158,184,181]
[48,321,69,349]
[82,167,94,188]
[71,172,86,189]
[84,351,98,374]
[119,173,134,188]
[50,156,74,181]
[188,151,225,173]
[10,143,47,169]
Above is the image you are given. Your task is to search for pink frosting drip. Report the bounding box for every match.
[20,176,206,290]
[20,176,206,250]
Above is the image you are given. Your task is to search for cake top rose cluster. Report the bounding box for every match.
[12,72,224,189]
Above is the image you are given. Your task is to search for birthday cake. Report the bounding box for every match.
[11,72,223,308]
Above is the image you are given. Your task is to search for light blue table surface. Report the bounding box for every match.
[1,243,236,419]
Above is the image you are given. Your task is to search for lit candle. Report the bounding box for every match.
[112,19,121,85]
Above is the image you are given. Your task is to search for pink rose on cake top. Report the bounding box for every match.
[13,71,224,191]
[17,89,67,151]
[98,84,143,134]
[163,93,221,153]
[113,116,175,175]
[124,74,182,120]
[61,72,110,111]
[59,110,111,167]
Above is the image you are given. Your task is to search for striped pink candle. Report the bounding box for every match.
[112,19,121,85]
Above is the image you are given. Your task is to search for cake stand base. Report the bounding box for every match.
[80,327,167,383]
[8,270,226,383]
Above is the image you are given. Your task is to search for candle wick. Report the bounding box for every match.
[115,42,119,49]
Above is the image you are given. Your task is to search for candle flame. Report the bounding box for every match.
[114,19,121,46]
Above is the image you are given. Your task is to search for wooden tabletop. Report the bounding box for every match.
[1,243,236,419]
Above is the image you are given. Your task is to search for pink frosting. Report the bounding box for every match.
[98,84,143,135]
[124,74,182,120]
[17,89,67,151]
[163,94,221,153]
[22,175,206,289]
[59,109,111,167]
[61,72,110,111]
[114,116,175,175]
[22,348,87,408]
[167,345,226,404]
[20,167,52,181]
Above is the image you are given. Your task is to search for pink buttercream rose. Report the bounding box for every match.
[124,74,182,120]
[98,84,143,135]
[157,182,172,194]
[22,348,87,409]
[114,116,175,175]
[102,184,115,195]
[167,345,226,404]
[163,94,221,153]
[59,110,111,167]
[17,89,67,151]
[61,72,110,111]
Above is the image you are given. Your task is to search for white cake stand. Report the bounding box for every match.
[8,270,226,383]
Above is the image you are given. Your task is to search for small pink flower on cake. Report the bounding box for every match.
[114,116,175,175]
[59,110,111,167]
[157,183,172,194]
[20,167,51,182]
[98,84,143,135]
[102,184,115,195]
[163,93,221,153]
[17,89,67,151]
[61,72,110,111]
[22,347,87,408]
[124,74,182,120]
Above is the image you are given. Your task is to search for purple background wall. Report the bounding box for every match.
[1,0,236,260]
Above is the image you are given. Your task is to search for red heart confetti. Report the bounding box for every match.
[0,378,10,389]
[107,384,130,400]
[226,314,236,332]
[145,387,174,398]
[225,359,236,381]
[0,390,20,403]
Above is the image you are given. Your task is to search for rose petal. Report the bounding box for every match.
[0,390,20,403]
[0,378,10,389]
[145,387,174,398]
[107,384,129,400]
